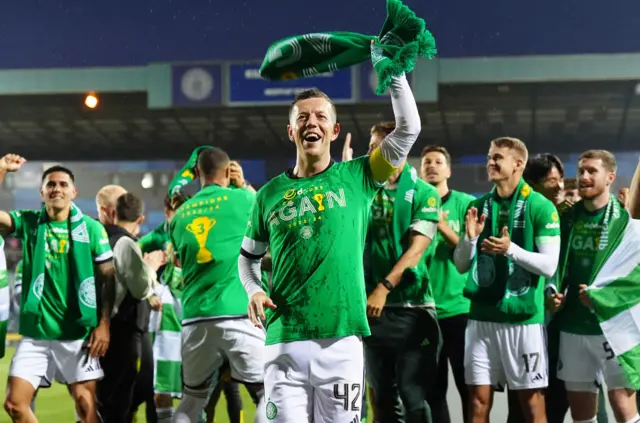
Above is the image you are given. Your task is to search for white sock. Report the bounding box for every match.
[173,394,207,423]
[157,406,175,423]
[621,414,640,423]
[574,418,597,423]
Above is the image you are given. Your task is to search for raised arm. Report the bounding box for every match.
[0,154,27,237]
[629,157,640,219]
[369,75,421,182]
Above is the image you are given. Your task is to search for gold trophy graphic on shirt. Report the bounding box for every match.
[186,217,216,263]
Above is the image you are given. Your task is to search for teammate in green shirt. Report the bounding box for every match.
[453,138,561,423]
[360,122,441,423]
[240,68,421,422]
[420,145,474,423]
[169,147,266,423]
[0,155,116,423]
[547,150,639,423]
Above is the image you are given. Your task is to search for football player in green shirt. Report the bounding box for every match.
[0,155,116,423]
[454,138,561,423]
[548,150,639,423]
[361,123,442,423]
[240,70,421,422]
[420,145,475,423]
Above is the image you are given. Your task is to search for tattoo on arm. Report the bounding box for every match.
[96,261,116,322]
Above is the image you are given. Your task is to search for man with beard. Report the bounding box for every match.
[454,138,560,423]
[547,150,639,423]
[420,145,474,423]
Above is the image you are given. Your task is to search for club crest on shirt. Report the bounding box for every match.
[299,225,314,240]
[79,277,97,309]
[266,401,278,420]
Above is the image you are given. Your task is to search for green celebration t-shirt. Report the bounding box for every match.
[367,177,440,306]
[138,222,169,254]
[9,210,113,340]
[169,185,255,322]
[555,205,607,335]
[426,190,475,318]
[244,157,384,345]
[466,192,560,325]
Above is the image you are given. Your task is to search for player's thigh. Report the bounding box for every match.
[51,339,103,385]
[181,322,224,388]
[312,336,365,423]
[500,323,548,390]
[262,340,314,422]
[221,318,266,384]
[557,332,600,389]
[464,320,505,388]
[9,337,52,391]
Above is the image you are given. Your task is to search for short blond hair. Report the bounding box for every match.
[490,137,528,163]
[96,185,127,209]
[578,149,617,172]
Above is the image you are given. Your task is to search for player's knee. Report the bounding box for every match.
[4,396,33,420]
[155,393,173,408]
[71,386,95,419]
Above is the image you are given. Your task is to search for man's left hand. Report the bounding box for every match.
[367,284,389,318]
[578,284,593,308]
[481,226,511,255]
[88,320,110,358]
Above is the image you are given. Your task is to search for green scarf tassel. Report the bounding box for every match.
[259,0,437,95]
[168,146,213,196]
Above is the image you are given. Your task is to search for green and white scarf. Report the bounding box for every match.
[259,0,437,95]
[0,239,9,358]
[465,179,540,317]
[554,195,619,293]
[168,146,213,196]
[149,267,183,397]
[22,203,97,328]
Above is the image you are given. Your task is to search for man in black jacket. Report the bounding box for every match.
[96,192,164,422]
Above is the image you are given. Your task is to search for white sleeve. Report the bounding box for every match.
[505,237,561,279]
[378,74,421,167]
[238,254,265,299]
[453,235,478,273]
[113,237,155,301]
[410,220,437,241]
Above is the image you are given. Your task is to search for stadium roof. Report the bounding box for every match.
[0,79,637,161]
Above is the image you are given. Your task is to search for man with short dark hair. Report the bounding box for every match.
[563,178,580,204]
[170,146,265,423]
[1,156,116,423]
[421,144,475,423]
[524,153,565,206]
[98,192,164,422]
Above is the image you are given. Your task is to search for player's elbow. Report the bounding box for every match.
[395,115,421,141]
[540,258,559,280]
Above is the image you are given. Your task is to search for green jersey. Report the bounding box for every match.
[169,184,255,322]
[244,156,388,345]
[367,178,440,306]
[9,209,113,340]
[556,205,607,335]
[426,190,475,318]
[139,222,169,254]
[467,192,560,325]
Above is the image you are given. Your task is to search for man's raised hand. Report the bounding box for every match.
[0,154,26,173]
[342,133,353,162]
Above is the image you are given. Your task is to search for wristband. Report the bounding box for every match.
[380,279,394,291]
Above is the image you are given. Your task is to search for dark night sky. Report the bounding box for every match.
[0,0,638,69]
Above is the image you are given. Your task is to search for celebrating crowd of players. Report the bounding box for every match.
[0,62,639,423]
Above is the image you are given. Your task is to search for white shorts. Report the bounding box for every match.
[181,318,265,388]
[464,320,548,390]
[9,337,103,390]
[558,332,631,392]
[263,335,364,423]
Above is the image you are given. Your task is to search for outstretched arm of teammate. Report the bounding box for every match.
[0,154,26,237]
[368,74,421,182]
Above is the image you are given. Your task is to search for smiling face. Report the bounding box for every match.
[287,96,340,160]
[578,157,615,200]
[486,146,524,183]
[40,171,77,213]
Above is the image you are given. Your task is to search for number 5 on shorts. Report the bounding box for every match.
[603,341,615,360]
[333,383,361,411]
[522,352,540,373]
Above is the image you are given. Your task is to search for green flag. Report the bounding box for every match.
[259,0,436,95]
